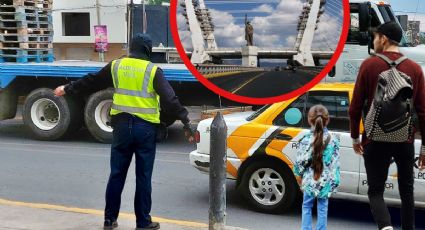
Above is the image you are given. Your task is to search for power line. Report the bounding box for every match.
[414,0,420,21]
[51,4,127,12]
[205,0,280,4]
[395,10,425,15]
[326,2,343,15]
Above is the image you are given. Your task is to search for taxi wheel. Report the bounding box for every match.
[240,160,297,213]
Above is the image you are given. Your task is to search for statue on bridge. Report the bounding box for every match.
[245,15,254,46]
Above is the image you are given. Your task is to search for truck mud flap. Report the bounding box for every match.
[0,84,18,121]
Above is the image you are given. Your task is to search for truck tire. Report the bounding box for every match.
[240,160,298,213]
[0,83,18,120]
[84,89,176,143]
[23,88,83,141]
[84,89,114,143]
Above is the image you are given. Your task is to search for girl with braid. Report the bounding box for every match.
[294,105,340,230]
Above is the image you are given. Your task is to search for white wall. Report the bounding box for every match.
[52,0,127,43]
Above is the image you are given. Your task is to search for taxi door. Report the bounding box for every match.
[306,90,360,194]
[268,90,361,195]
[264,93,309,165]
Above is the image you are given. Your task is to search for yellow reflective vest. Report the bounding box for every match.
[110,58,160,124]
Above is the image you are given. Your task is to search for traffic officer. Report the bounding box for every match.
[54,33,194,230]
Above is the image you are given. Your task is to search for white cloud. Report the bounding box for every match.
[253,4,274,14]
[286,35,297,46]
[177,12,192,50]
[209,9,245,47]
[312,14,342,50]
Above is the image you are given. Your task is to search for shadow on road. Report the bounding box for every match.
[225,180,425,229]
[331,198,425,229]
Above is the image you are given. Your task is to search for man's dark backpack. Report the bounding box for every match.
[364,53,414,142]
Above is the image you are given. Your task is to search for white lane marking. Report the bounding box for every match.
[247,126,279,156]
[0,141,190,155]
[0,146,189,164]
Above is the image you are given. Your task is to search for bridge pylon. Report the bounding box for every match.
[180,0,216,64]
[293,0,326,66]
[197,0,218,50]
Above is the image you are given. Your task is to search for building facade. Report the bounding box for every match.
[408,20,421,46]
[52,0,128,61]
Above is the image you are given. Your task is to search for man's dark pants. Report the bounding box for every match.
[363,141,415,230]
[104,115,157,228]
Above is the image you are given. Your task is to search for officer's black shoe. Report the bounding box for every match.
[136,222,160,230]
[103,219,118,229]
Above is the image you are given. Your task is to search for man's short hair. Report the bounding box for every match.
[374,32,400,47]
[375,21,403,44]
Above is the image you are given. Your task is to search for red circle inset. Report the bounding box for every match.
[170,0,350,105]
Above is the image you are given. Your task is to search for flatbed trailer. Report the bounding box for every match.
[0,61,203,143]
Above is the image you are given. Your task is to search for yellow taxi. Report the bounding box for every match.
[190,83,425,213]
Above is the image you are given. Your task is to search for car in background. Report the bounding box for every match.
[190,83,425,213]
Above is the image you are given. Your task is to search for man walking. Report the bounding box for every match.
[54,34,194,230]
[349,22,425,230]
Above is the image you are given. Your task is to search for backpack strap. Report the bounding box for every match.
[393,56,408,65]
[374,53,408,67]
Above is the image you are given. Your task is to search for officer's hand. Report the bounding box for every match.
[54,85,66,97]
[183,122,195,143]
[419,154,425,171]
[419,146,425,171]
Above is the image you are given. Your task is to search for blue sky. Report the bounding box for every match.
[390,0,423,14]
[178,0,343,50]
[389,0,425,30]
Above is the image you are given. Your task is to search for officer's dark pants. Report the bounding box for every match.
[104,115,157,228]
[363,142,415,230]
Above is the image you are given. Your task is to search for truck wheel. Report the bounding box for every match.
[23,88,83,141]
[240,160,297,213]
[84,89,114,143]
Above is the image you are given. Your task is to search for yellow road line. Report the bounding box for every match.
[231,72,267,94]
[204,71,242,78]
[0,198,208,228]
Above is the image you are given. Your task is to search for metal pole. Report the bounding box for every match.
[96,0,104,62]
[142,0,146,34]
[128,0,134,56]
[209,112,227,230]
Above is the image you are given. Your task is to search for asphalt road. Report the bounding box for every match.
[209,68,320,98]
[0,119,424,230]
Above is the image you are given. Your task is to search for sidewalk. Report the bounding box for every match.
[0,199,247,230]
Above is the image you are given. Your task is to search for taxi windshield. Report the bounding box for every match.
[246,105,271,121]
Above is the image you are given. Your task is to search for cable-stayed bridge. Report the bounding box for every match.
[179,0,340,67]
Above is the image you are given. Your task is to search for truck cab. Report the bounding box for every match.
[325,0,425,82]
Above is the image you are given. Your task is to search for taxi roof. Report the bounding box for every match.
[253,83,355,124]
[310,83,354,91]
